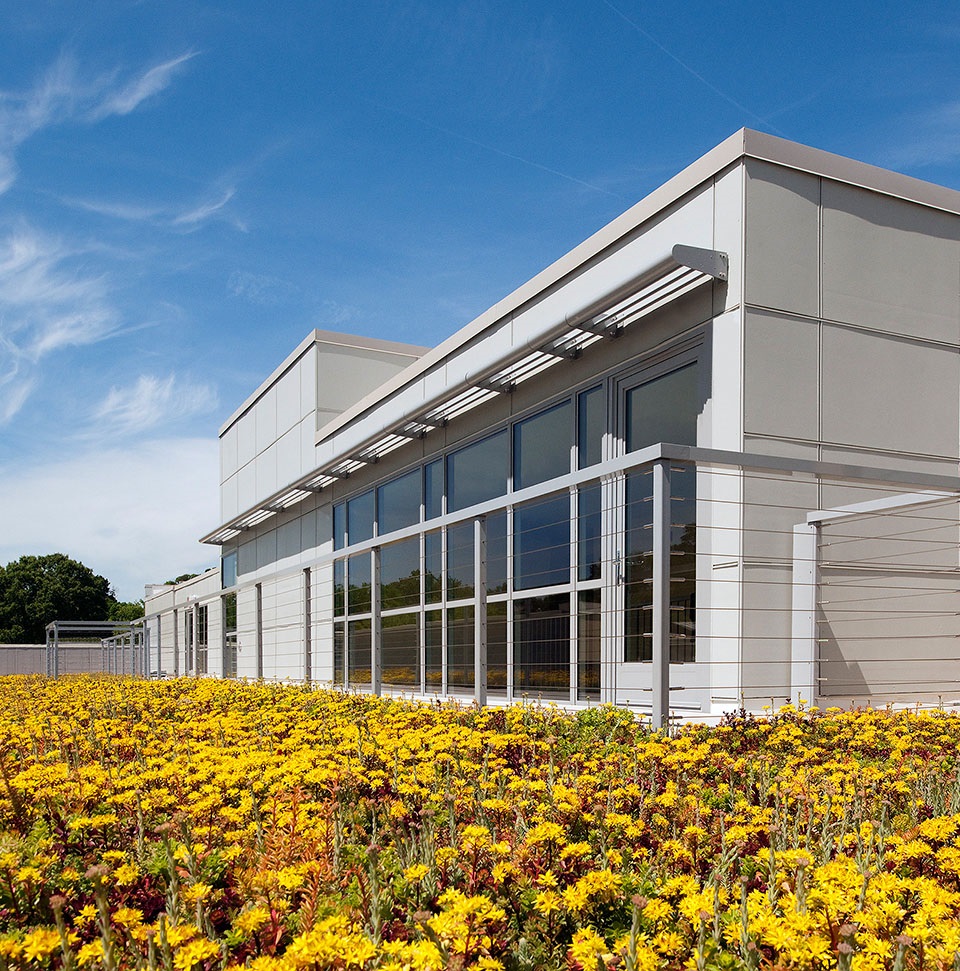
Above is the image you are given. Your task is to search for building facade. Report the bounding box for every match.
[144,130,960,721]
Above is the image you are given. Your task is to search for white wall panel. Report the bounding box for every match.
[221,424,239,483]
[255,385,278,455]
[256,442,278,499]
[237,411,256,467]
[276,368,300,436]
[276,427,301,489]
[237,462,257,512]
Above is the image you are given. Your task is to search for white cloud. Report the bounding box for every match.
[0,50,197,195]
[172,187,241,229]
[0,437,220,602]
[90,51,199,120]
[0,225,122,421]
[228,269,299,305]
[92,374,219,438]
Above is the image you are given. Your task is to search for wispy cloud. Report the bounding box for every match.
[883,101,960,170]
[228,270,300,306]
[91,374,218,438]
[90,51,199,120]
[0,50,197,195]
[0,224,122,422]
[172,187,243,231]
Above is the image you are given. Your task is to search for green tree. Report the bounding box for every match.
[0,554,113,644]
[108,600,144,623]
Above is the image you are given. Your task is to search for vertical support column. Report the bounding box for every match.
[173,609,179,677]
[145,626,151,678]
[371,548,382,696]
[304,568,312,684]
[474,516,487,707]
[791,522,819,706]
[651,460,671,731]
[45,627,51,677]
[255,584,264,680]
[53,625,60,679]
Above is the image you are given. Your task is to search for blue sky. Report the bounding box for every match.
[0,0,958,601]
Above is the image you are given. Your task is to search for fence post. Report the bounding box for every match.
[651,460,671,731]
[791,523,819,705]
[474,517,487,707]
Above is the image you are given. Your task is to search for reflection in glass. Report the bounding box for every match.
[447,522,474,600]
[425,531,442,605]
[378,469,420,535]
[223,593,237,679]
[348,619,371,688]
[382,612,418,688]
[514,494,570,590]
[222,551,238,588]
[348,552,371,614]
[578,484,602,582]
[447,430,508,512]
[514,400,571,489]
[333,621,345,685]
[333,560,345,616]
[424,460,443,520]
[487,602,507,696]
[626,363,698,452]
[196,605,208,676]
[380,537,420,611]
[577,590,601,700]
[347,490,375,544]
[486,511,507,595]
[333,503,346,551]
[425,611,443,690]
[447,606,475,692]
[623,467,696,663]
[514,594,569,698]
[578,386,604,469]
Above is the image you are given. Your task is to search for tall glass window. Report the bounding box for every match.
[348,553,371,614]
[333,560,345,616]
[382,613,419,689]
[348,619,371,688]
[425,611,443,691]
[626,362,698,451]
[221,551,238,588]
[447,606,475,692]
[577,590,601,700]
[333,503,346,551]
[577,484,602,582]
[223,593,237,679]
[424,459,443,520]
[514,594,569,698]
[347,490,375,544]
[196,605,209,675]
[513,400,571,489]
[377,469,420,535]
[333,621,345,685]
[381,537,421,611]
[578,386,604,469]
[447,430,508,512]
[514,494,570,591]
[486,511,508,595]
[447,522,474,600]
[424,531,442,605]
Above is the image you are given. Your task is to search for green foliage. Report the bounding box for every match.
[108,600,145,623]
[0,553,112,643]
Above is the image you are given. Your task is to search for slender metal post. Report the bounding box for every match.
[53,625,60,679]
[45,627,51,677]
[791,523,819,705]
[371,548,381,695]
[651,460,671,731]
[304,568,312,683]
[474,517,487,706]
[255,584,263,680]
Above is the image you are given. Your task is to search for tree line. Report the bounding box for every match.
[0,554,144,644]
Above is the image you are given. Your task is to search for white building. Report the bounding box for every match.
[145,129,960,722]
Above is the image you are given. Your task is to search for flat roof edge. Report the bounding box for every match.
[220,329,430,436]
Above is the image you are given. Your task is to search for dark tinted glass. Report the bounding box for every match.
[514,594,569,699]
[424,459,443,520]
[578,590,601,700]
[447,430,507,512]
[333,503,346,550]
[348,552,371,614]
[424,531,442,605]
[221,551,238,588]
[514,494,571,591]
[626,362,698,452]
[377,469,420,535]
[513,400,571,489]
[447,606,475,692]
[486,511,507,595]
[333,622,345,685]
[333,559,345,616]
[382,613,419,688]
[487,602,507,697]
[578,484,602,581]
[578,386,604,469]
[447,522,474,600]
[425,611,443,690]
[347,490,374,544]
[381,537,421,611]
[348,619,371,688]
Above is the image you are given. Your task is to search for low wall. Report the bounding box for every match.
[0,643,104,676]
